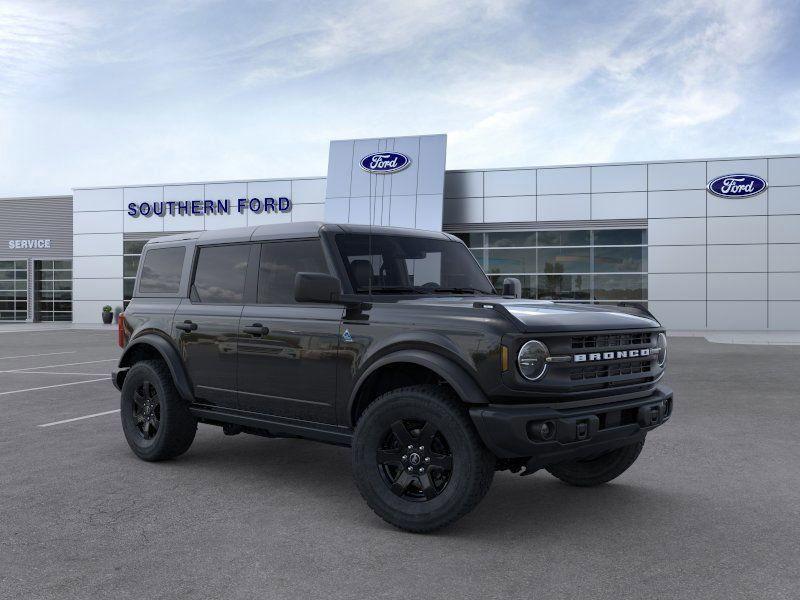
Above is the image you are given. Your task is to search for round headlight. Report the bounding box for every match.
[517,340,550,381]
[657,332,667,367]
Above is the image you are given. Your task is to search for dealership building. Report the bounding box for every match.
[1,133,798,331]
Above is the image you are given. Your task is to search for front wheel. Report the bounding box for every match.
[545,438,645,487]
[352,385,495,533]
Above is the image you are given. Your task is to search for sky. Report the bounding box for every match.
[0,0,799,197]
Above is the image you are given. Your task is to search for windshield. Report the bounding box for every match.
[335,233,495,295]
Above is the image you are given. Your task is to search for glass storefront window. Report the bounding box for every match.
[456,229,647,304]
[485,232,538,247]
[123,240,147,255]
[123,240,147,308]
[486,249,536,273]
[593,274,646,300]
[35,260,72,322]
[0,260,27,321]
[537,248,590,273]
[594,229,647,246]
[538,274,590,300]
[593,246,646,272]
[537,230,590,247]
[123,255,141,278]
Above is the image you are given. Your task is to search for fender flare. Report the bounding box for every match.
[348,349,489,424]
[117,333,195,402]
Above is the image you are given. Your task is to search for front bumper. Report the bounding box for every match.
[470,385,673,469]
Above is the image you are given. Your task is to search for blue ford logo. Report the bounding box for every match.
[707,174,767,198]
[360,152,411,174]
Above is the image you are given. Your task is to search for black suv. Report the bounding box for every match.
[113,222,672,532]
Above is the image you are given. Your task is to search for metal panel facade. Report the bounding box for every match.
[0,196,73,259]
[442,154,800,331]
[324,134,447,231]
[63,149,800,329]
[72,177,324,323]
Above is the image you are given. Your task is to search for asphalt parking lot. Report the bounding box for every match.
[1,329,798,599]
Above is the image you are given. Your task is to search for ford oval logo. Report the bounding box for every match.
[360,152,411,174]
[707,174,767,198]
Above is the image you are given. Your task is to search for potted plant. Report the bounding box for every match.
[102,305,113,324]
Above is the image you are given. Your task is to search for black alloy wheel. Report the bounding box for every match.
[120,360,197,462]
[352,385,495,532]
[132,380,161,440]
[377,419,454,501]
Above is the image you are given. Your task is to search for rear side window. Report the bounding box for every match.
[258,240,328,304]
[138,247,185,294]
[192,244,250,304]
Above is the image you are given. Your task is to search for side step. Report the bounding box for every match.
[189,404,353,447]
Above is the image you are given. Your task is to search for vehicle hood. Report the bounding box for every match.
[397,296,661,333]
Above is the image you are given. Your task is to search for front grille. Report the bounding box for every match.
[571,332,652,350]
[570,359,652,381]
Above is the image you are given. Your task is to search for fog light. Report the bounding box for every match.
[528,420,556,441]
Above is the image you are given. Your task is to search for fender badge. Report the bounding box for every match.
[342,329,353,343]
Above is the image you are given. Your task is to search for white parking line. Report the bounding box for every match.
[0,359,117,374]
[38,409,120,428]
[0,378,109,396]
[0,351,77,361]
[13,371,110,376]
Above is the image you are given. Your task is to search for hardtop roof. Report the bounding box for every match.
[146,222,456,246]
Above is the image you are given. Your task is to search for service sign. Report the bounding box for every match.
[8,239,51,249]
[707,174,767,198]
[360,152,411,174]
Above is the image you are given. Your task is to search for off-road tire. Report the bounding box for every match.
[352,385,495,533]
[545,438,645,487]
[121,360,197,461]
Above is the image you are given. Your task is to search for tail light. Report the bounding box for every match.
[117,313,127,348]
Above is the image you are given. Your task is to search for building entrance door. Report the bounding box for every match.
[0,260,28,321]
[33,260,73,322]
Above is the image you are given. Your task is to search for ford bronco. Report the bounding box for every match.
[113,222,672,532]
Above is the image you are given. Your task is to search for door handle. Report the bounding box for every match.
[243,323,269,336]
[176,320,198,332]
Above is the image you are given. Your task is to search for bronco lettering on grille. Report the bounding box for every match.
[574,348,651,362]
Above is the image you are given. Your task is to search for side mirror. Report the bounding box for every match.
[502,277,522,298]
[295,272,342,303]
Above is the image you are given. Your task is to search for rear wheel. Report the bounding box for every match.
[120,360,197,461]
[352,385,494,533]
[545,438,645,487]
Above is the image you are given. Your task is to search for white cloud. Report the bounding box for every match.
[0,1,89,98]
[241,0,517,85]
[0,0,795,196]
[445,0,785,168]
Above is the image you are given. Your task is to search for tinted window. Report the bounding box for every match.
[258,240,328,304]
[486,232,537,247]
[123,240,147,255]
[593,274,646,300]
[594,229,646,245]
[593,247,646,272]
[538,247,590,273]
[138,247,185,294]
[538,230,590,246]
[193,244,250,304]
[335,233,495,295]
[486,249,536,273]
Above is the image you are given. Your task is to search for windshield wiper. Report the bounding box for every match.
[356,286,424,294]
[430,287,487,295]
